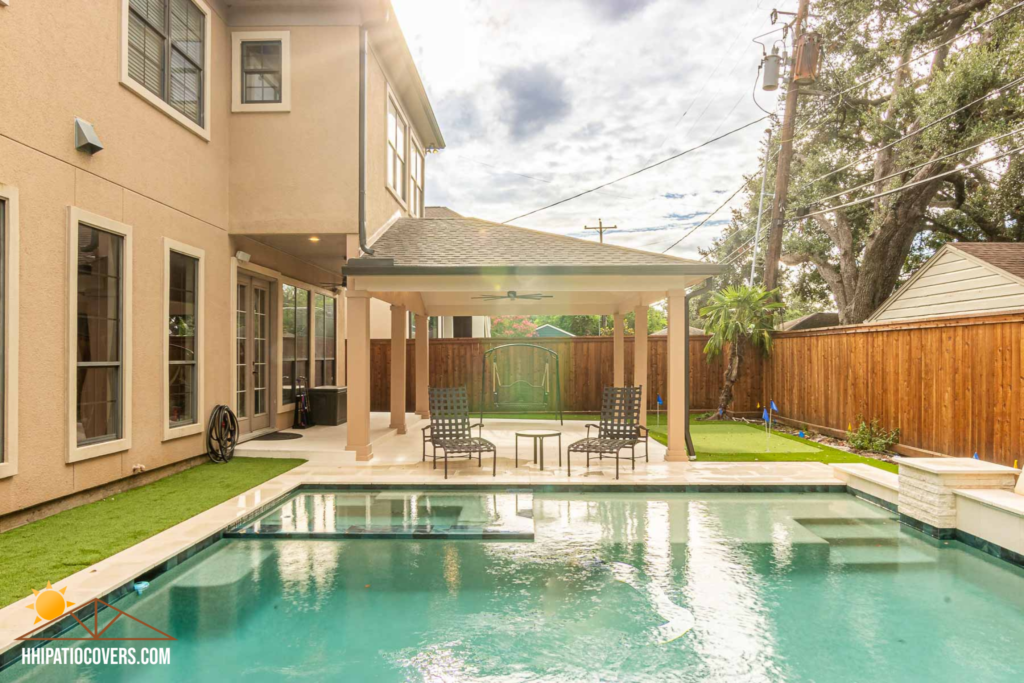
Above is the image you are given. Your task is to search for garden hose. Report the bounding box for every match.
[206,405,239,464]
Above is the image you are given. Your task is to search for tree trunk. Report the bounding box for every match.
[715,342,744,418]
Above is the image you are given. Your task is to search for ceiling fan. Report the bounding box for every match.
[471,291,553,302]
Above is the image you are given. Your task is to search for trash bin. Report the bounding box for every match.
[309,386,347,426]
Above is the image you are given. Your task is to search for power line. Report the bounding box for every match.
[807,125,1024,208]
[502,116,770,224]
[661,146,780,254]
[795,74,1024,193]
[798,143,1024,219]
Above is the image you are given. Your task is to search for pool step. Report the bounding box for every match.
[796,517,938,569]
[826,542,938,568]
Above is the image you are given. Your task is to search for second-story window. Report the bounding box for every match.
[387,98,407,201]
[126,0,206,127]
[410,145,425,217]
[242,41,282,104]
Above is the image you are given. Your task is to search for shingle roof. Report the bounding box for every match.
[361,216,706,268]
[778,312,840,331]
[950,243,1024,281]
[423,206,464,219]
[652,326,706,336]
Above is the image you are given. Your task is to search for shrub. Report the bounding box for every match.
[846,417,900,453]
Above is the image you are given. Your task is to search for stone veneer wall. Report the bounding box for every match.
[898,463,1017,531]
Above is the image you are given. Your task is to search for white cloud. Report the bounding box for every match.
[393,0,790,260]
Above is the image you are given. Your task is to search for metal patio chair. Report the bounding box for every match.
[428,386,497,479]
[567,386,648,479]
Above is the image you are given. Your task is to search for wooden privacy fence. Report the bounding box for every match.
[368,312,1022,466]
[765,312,1023,467]
[370,336,761,416]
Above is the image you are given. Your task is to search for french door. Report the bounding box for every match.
[236,274,273,435]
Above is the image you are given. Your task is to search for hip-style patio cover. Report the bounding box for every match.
[340,215,724,463]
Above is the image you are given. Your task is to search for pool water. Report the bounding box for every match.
[6,491,1024,682]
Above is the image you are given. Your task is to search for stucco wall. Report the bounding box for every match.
[0,0,234,516]
[0,0,435,518]
[229,25,360,235]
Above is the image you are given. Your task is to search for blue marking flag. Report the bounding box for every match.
[770,400,779,412]
[798,431,805,438]
[762,408,769,423]
[657,394,663,406]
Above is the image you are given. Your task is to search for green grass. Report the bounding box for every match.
[0,457,304,609]
[483,411,897,474]
[647,421,898,473]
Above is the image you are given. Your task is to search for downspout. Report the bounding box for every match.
[683,282,712,458]
[358,26,374,255]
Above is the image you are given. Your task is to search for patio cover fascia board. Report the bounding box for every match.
[342,264,723,277]
[347,268,721,315]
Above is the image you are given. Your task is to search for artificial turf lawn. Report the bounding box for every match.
[0,457,305,609]
[647,421,899,473]
[483,412,898,474]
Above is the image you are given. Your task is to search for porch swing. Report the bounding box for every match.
[479,344,563,425]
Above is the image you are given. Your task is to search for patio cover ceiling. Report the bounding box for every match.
[342,217,724,315]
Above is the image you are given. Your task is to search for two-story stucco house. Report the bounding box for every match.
[0,0,444,519]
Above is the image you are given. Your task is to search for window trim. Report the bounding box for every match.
[385,88,410,209]
[67,207,133,464]
[0,185,19,479]
[119,0,213,141]
[410,138,425,218]
[231,30,292,113]
[162,238,205,441]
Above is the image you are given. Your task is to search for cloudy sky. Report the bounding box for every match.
[392,0,792,260]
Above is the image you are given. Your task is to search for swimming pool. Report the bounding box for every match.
[6,490,1023,682]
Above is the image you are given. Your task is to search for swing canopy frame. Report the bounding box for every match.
[479,343,563,425]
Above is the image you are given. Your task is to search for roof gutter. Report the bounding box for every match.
[341,263,726,277]
[358,25,374,256]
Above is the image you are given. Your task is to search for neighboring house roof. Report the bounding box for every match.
[352,216,718,275]
[778,312,840,331]
[868,243,1024,323]
[949,242,1024,280]
[651,327,705,336]
[423,206,464,219]
[533,324,575,337]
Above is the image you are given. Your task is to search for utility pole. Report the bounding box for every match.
[584,218,618,244]
[763,0,811,292]
[750,127,773,285]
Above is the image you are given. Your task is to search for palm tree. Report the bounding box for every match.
[699,285,783,419]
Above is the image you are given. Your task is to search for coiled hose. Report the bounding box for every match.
[207,405,239,463]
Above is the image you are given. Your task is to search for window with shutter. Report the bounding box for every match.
[124,0,206,128]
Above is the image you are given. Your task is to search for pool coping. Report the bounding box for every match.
[1,477,1020,672]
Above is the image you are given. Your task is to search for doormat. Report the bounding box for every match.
[253,432,304,441]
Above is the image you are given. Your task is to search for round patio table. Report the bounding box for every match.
[514,430,561,471]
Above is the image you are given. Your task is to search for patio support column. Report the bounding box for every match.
[415,313,430,418]
[390,304,408,434]
[613,313,625,387]
[346,291,373,460]
[665,292,688,461]
[633,305,649,426]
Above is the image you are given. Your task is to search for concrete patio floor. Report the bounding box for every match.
[236,414,844,486]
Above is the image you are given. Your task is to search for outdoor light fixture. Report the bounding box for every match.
[74,118,103,154]
[309,236,320,242]
[235,250,251,263]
